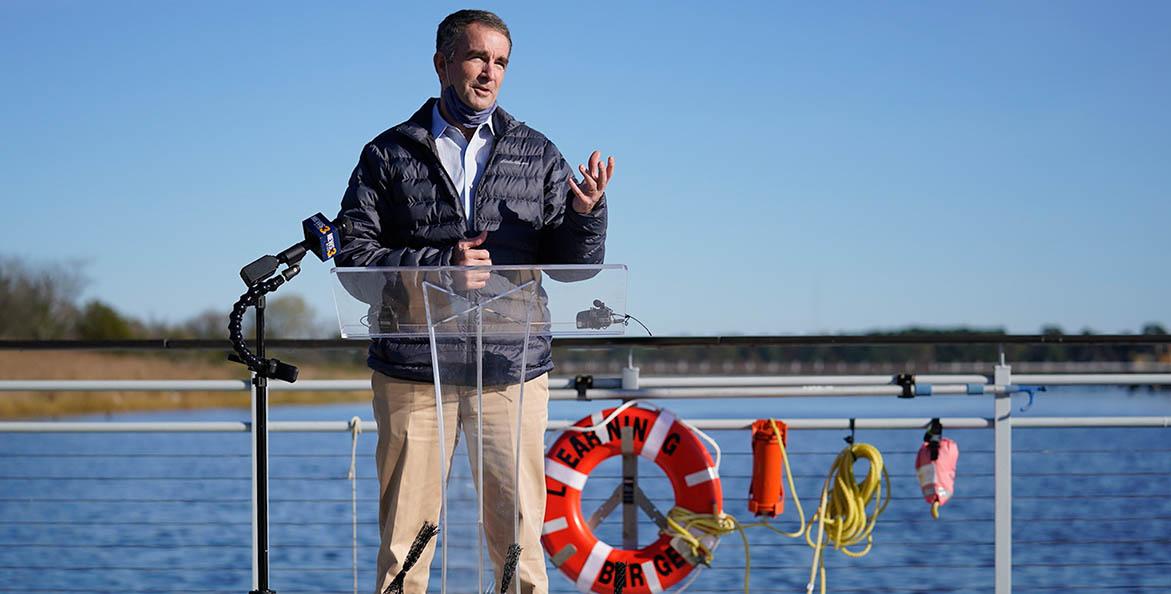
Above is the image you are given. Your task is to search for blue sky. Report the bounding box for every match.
[2,1,1168,336]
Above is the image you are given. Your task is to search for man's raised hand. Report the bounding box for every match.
[568,150,615,214]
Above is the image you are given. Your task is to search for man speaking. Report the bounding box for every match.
[335,9,614,594]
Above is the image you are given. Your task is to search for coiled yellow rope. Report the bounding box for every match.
[803,442,891,594]
[657,423,891,594]
[662,419,806,593]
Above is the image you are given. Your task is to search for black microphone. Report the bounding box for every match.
[240,213,353,286]
[279,213,352,264]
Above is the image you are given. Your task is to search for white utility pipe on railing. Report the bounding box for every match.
[2,416,1167,433]
[4,374,1169,394]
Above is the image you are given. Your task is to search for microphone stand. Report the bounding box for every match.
[229,260,302,594]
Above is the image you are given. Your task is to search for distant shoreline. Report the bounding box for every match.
[0,350,369,420]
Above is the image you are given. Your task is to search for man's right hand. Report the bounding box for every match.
[452,231,492,290]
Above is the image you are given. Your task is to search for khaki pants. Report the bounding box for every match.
[371,371,550,594]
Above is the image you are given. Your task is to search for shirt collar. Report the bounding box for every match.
[431,100,495,140]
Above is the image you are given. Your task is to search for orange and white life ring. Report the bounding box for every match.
[542,405,722,594]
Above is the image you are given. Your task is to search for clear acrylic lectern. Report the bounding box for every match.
[331,264,627,594]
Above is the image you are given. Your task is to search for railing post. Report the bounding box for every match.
[621,425,639,550]
[251,379,260,591]
[993,348,1012,594]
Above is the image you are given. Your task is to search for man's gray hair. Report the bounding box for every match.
[436,9,511,58]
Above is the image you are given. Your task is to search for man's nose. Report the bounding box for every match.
[479,61,495,80]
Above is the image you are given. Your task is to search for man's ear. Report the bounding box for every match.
[433,52,447,87]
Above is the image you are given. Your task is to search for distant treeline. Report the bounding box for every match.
[2,257,1167,367]
[0,256,360,367]
[0,256,333,341]
[554,323,1170,369]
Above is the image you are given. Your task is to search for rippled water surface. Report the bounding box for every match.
[1,385,1168,593]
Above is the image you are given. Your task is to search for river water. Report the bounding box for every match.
[1,385,1168,593]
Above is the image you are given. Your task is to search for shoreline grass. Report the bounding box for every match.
[0,350,370,419]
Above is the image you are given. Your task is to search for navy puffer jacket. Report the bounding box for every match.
[336,99,607,382]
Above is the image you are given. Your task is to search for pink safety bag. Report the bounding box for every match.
[915,420,958,518]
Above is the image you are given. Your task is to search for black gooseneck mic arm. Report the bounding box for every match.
[228,214,349,594]
[228,261,289,594]
[230,214,351,381]
[229,274,283,594]
[228,269,300,382]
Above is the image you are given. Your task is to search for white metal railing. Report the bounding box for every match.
[5,372,1171,393]
[3,416,1169,434]
[2,369,1170,594]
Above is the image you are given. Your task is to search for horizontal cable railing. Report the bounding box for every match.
[2,333,1169,594]
[2,413,1169,593]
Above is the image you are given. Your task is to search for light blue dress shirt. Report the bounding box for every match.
[430,101,496,225]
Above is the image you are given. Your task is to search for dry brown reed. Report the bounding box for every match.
[0,351,369,419]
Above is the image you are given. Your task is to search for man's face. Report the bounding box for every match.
[435,22,510,111]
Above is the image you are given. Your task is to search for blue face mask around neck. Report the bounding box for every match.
[440,84,496,128]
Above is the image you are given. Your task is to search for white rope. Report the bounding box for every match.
[347,416,363,594]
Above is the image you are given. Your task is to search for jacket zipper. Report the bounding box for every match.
[401,113,518,235]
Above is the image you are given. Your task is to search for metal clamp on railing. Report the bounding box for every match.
[924,418,943,460]
[896,373,915,398]
[574,374,593,400]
